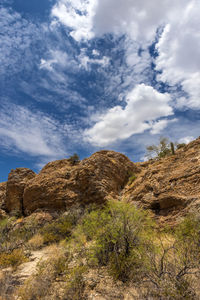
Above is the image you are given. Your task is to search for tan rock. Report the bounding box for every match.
[123,137,200,224]
[0,182,6,209]
[5,168,36,214]
[23,150,136,215]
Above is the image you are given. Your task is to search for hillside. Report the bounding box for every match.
[0,138,200,299]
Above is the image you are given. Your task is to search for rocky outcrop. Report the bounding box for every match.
[22,151,136,215]
[0,182,6,208]
[0,182,6,218]
[123,137,200,224]
[2,138,200,223]
[5,168,36,214]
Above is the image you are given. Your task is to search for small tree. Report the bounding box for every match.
[146,137,174,159]
[68,153,80,165]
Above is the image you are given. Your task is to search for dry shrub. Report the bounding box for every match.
[17,245,69,300]
[27,233,44,250]
[0,249,28,269]
[0,270,15,300]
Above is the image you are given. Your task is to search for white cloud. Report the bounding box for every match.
[150,118,177,135]
[92,49,100,56]
[51,0,200,112]
[84,84,173,146]
[0,7,40,76]
[178,136,194,145]
[51,0,97,41]
[51,0,189,43]
[39,50,69,71]
[78,48,110,70]
[0,104,68,159]
[155,1,200,109]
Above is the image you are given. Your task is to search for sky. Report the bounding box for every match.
[0,0,200,181]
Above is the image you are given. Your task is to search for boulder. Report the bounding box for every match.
[5,168,36,214]
[23,151,137,215]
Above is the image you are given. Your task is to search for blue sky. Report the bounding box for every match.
[0,0,200,181]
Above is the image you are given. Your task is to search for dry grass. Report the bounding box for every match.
[27,233,44,250]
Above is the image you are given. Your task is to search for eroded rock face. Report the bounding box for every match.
[0,182,7,218]
[0,182,6,209]
[123,137,200,224]
[23,151,136,215]
[5,168,36,214]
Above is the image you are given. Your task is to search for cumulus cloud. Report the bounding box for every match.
[51,0,200,112]
[155,1,200,109]
[84,84,173,146]
[0,104,68,159]
[51,0,96,41]
[51,0,187,43]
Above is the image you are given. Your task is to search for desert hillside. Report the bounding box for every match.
[0,138,200,299]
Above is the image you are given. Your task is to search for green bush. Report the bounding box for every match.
[40,214,75,244]
[128,174,137,185]
[79,200,154,282]
[64,265,87,300]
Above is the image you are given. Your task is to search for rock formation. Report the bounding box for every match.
[23,150,136,215]
[1,138,200,224]
[4,151,136,215]
[0,182,6,218]
[123,137,200,224]
[5,168,36,214]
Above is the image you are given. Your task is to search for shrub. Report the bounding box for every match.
[18,246,69,300]
[0,249,28,269]
[64,265,87,300]
[177,143,186,149]
[40,214,74,244]
[27,233,44,250]
[128,174,137,185]
[0,270,15,300]
[68,153,80,165]
[142,216,200,299]
[79,200,155,282]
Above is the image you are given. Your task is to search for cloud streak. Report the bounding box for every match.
[0,103,69,160]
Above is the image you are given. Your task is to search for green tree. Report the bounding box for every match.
[146,137,173,159]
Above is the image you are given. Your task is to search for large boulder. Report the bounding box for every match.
[23,151,137,215]
[5,168,36,214]
[123,137,200,224]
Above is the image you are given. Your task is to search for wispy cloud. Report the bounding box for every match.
[0,103,70,160]
[0,7,41,77]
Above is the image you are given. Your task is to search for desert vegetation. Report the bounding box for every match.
[0,200,200,299]
[146,137,186,159]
